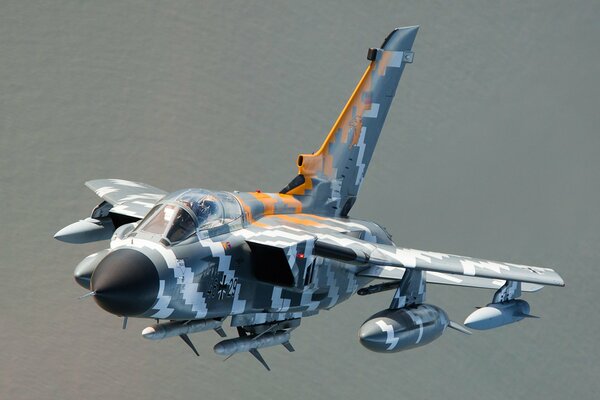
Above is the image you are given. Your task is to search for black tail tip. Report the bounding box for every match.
[381,25,419,51]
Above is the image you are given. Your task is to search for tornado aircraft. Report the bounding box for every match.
[55,26,564,370]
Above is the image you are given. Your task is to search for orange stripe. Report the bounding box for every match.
[275,214,328,228]
[237,199,255,223]
[277,194,303,213]
[250,221,269,228]
[296,62,376,182]
[313,63,373,157]
[249,192,277,215]
[285,185,306,196]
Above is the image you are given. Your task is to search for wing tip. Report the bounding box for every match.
[84,179,103,189]
[546,270,565,287]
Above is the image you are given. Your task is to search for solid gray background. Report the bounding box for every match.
[1,1,598,399]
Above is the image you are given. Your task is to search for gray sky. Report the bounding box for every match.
[1,1,598,399]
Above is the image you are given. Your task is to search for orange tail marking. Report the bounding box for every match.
[296,61,375,185]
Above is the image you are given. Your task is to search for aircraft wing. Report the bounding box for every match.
[244,215,564,287]
[357,266,544,292]
[85,179,167,219]
[55,179,166,243]
[313,234,564,287]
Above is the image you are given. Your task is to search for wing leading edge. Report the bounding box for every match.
[358,266,544,292]
[55,179,167,243]
[241,215,564,287]
[85,179,167,219]
[313,235,564,287]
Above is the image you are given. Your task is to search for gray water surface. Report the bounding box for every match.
[1,1,598,399]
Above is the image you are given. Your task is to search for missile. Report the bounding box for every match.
[54,217,114,244]
[464,299,534,330]
[214,331,291,356]
[359,304,450,353]
[142,319,223,340]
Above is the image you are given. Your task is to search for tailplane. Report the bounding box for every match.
[281,26,418,216]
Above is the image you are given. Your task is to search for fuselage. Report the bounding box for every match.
[84,188,393,326]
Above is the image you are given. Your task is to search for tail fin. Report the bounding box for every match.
[281,26,418,216]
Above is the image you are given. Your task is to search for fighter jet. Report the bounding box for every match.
[55,26,564,370]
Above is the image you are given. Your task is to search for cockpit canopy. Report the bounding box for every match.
[134,189,243,243]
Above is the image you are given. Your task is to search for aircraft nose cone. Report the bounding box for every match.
[91,249,159,316]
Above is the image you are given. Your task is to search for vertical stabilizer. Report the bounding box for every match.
[281,26,418,216]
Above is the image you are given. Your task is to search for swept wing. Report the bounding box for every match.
[316,234,564,286]
[244,214,564,287]
[85,179,167,219]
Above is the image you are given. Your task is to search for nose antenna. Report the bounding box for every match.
[78,291,96,300]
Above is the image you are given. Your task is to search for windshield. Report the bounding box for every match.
[134,189,243,242]
[136,204,196,243]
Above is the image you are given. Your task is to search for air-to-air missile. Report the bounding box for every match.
[464,299,534,330]
[213,331,292,357]
[142,319,225,340]
[359,304,453,353]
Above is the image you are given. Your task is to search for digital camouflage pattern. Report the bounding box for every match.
[55,26,564,366]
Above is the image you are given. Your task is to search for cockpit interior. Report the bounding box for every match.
[133,189,243,244]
